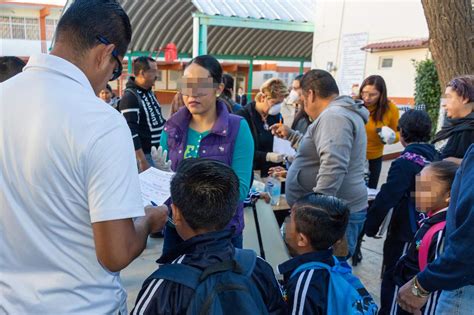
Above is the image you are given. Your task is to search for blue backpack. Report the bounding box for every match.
[290,256,378,315]
[151,249,269,315]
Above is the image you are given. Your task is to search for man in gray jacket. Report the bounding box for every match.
[284,69,369,257]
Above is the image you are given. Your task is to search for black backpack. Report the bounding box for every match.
[150,249,269,315]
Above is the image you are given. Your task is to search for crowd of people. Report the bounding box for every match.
[1,0,473,314]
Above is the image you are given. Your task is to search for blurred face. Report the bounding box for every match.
[258,93,285,115]
[415,167,450,213]
[443,87,470,118]
[238,87,243,94]
[137,61,158,89]
[292,80,304,105]
[361,85,381,107]
[99,89,112,103]
[179,63,219,116]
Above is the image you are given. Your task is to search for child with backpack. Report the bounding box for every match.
[278,193,378,315]
[364,110,440,314]
[131,158,286,315]
[391,161,459,315]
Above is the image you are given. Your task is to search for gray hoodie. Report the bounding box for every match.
[286,96,369,212]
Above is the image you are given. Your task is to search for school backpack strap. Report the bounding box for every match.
[148,249,257,290]
[418,221,446,271]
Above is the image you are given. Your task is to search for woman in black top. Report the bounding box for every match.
[236,78,289,177]
[433,75,474,159]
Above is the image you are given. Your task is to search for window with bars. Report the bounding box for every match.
[0,16,40,40]
[46,19,59,41]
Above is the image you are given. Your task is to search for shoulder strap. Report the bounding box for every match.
[150,263,202,290]
[290,261,331,279]
[234,248,257,277]
[418,221,446,270]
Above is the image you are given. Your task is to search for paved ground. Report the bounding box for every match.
[122,159,396,310]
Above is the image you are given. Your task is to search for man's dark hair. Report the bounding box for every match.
[294,74,304,84]
[133,56,156,76]
[398,110,432,143]
[186,55,223,84]
[170,158,239,231]
[293,193,349,250]
[55,0,131,57]
[301,69,339,98]
[0,56,26,82]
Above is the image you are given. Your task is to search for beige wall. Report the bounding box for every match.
[311,0,429,98]
[364,48,431,99]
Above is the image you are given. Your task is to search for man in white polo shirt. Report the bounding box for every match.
[0,1,167,314]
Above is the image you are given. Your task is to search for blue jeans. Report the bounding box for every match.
[346,209,367,257]
[436,285,474,315]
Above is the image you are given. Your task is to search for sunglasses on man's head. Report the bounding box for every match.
[96,35,122,81]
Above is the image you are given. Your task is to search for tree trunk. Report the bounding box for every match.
[421,0,474,89]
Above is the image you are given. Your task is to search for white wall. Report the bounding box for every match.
[364,48,430,98]
[0,39,52,56]
[311,0,429,97]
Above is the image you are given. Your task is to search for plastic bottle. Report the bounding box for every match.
[265,175,281,206]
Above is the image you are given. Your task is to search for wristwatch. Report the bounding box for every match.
[411,276,430,298]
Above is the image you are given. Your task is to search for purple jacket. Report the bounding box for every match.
[163,101,245,235]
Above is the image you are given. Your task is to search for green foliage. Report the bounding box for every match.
[414,59,442,136]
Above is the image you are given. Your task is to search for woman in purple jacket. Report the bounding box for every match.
[152,55,254,253]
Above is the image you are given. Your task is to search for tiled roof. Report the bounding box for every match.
[361,38,429,52]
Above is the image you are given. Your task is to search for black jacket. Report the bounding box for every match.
[236,101,282,177]
[365,143,441,242]
[393,210,447,286]
[118,77,166,154]
[278,250,334,315]
[131,230,286,315]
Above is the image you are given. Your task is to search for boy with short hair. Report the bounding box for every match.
[132,158,286,315]
[278,193,377,315]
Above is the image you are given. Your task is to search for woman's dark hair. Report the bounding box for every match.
[447,75,474,103]
[221,73,234,99]
[186,55,223,85]
[300,69,339,99]
[0,56,25,82]
[398,110,432,143]
[358,75,389,122]
[293,193,349,250]
[291,107,310,130]
[427,161,459,190]
[170,158,239,231]
[294,74,304,84]
[105,84,112,92]
[55,0,131,57]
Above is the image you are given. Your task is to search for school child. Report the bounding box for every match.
[131,158,286,315]
[364,110,441,314]
[278,193,377,315]
[391,161,459,315]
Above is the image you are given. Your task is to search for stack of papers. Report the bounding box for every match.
[139,167,174,207]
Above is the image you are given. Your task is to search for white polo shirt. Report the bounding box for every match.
[0,54,144,314]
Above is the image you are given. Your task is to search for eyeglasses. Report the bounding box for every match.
[96,35,122,81]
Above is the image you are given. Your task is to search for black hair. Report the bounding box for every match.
[358,75,389,122]
[0,56,26,82]
[55,0,131,57]
[301,69,339,98]
[398,110,432,143]
[293,193,349,250]
[294,74,304,83]
[104,84,112,92]
[221,73,234,98]
[186,55,223,84]
[133,56,156,76]
[170,158,239,231]
[427,161,459,190]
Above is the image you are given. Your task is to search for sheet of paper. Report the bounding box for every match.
[273,137,296,157]
[139,167,174,207]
